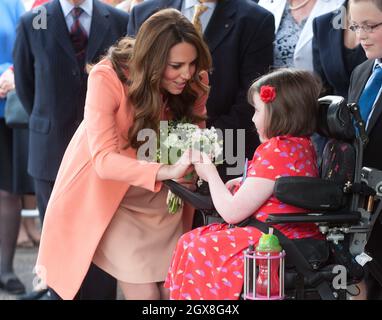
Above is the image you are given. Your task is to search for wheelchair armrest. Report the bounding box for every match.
[274,177,348,211]
[163,180,214,210]
[265,211,361,224]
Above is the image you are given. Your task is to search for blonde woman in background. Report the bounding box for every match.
[258,0,343,71]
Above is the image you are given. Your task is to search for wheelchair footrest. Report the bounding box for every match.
[285,264,341,290]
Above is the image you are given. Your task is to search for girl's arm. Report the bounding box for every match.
[225,177,242,193]
[194,158,274,224]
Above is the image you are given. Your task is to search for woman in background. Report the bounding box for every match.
[0,0,26,295]
[259,0,343,71]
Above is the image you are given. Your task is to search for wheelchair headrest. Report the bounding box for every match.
[317,96,355,141]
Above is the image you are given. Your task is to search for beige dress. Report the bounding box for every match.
[93,185,185,283]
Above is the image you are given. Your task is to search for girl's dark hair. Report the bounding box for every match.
[248,68,322,139]
[106,8,212,149]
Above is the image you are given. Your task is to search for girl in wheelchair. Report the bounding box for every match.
[164,68,326,300]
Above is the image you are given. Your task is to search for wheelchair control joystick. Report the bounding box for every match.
[347,103,369,146]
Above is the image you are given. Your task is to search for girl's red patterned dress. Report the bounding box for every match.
[164,136,323,300]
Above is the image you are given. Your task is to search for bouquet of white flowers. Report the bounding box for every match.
[158,121,223,214]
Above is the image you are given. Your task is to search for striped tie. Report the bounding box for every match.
[192,1,208,35]
[70,7,88,71]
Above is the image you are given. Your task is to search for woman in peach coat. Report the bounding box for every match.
[35,9,212,300]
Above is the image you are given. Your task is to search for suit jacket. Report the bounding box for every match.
[13,0,129,181]
[312,6,366,98]
[259,0,343,71]
[348,59,382,285]
[36,60,208,299]
[128,0,275,177]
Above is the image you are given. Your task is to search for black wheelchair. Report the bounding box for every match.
[164,95,382,300]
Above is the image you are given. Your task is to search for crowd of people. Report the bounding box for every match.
[0,0,381,300]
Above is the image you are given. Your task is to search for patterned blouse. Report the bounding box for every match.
[274,3,307,68]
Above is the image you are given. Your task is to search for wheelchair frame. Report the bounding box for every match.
[164,96,382,300]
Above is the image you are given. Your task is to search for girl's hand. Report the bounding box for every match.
[191,150,215,182]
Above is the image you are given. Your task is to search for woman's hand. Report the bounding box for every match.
[156,149,193,181]
[170,148,194,179]
[0,69,15,98]
[173,170,198,191]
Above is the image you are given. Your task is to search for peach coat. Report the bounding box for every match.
[36,59,208,300]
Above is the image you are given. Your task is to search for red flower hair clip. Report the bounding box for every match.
[259,85,276,104]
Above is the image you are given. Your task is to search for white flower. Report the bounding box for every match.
[157,121,224,214]
[165,133,180,147]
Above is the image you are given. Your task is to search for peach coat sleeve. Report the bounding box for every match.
[84,64,163,192]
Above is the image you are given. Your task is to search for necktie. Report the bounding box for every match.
[192,1,208,34]
[70,7,88,71]
[358,65,382,123]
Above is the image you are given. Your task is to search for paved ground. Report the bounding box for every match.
[0,246,124,300]
[0,247,38,300]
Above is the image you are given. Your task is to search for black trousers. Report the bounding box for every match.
[364,265,382,300]
[34,178,117,300]
[46,263,117,300]
[34,178,54,224]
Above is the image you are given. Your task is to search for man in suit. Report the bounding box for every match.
[348,0,382,299]
[312,0,366,99]
[128,0,274,182]
[13,0,128,299]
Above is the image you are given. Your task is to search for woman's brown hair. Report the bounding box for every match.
[106,8,212,149]
[248,68,322,139]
